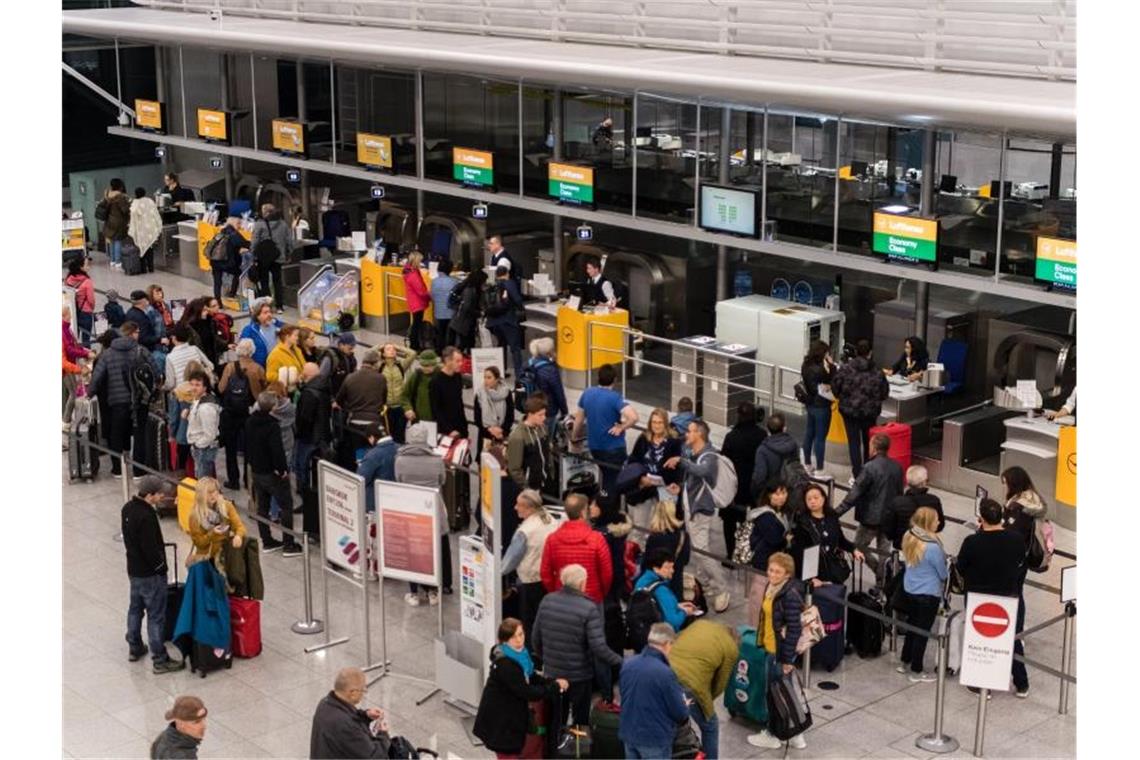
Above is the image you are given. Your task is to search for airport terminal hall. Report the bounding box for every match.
[50,1,1115,758]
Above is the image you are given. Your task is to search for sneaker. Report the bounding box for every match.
[896,664,909,674]
[848,475,857,486]
[1015,685,1030,699]
[404,592,422,607]
[746,730,782,749]
[262,538,284,553]
[813,469,831,479]
[428,591,440,606]
[282,543,303,558]
[789,733,807,750]
[153,658,186,675]
[712,592,731,613]
[909,671,937,683]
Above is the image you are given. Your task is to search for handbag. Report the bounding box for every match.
[615,461,647,496]
[793,604,825,654]
[671,720,702,759]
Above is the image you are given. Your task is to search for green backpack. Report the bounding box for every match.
[724,626,770,725]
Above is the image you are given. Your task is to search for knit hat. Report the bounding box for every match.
[164,696,207,722]
[138,475,172,498]
[336,332,356,346]
[406,424,431,446]
[417,349,440,368]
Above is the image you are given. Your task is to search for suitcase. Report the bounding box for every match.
[555,726,592,759]
[588,700,622,760]
[723,626,769,724]
[812,583,846,671]
[520,697,549,760]
[68,395,100,482]
[229,596,262,658]
[766,670,813,741]
[144,412,171,472]
[846,566,885,658]
[868,421,912,473]
[121,241,143,275]
[176,477,197,533]
[443,467,470,533]
[163,542,184,643]
[189,640,233,677]
[945,605,965,674]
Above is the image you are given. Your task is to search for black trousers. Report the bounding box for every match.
[257,262,284,309]
[253,471,297,547]
[901,593,941,672]
[385,406,407,444]
[518,580,546,644]
[843,414,877,477]
[221,413,246,486]
[107,404,135,475]
[409,310,426,351]
[434,318,451,351]
[559,680,593,728]
[722,504,745,558]
[212,267,238,302]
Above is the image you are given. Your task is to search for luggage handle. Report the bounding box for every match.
[165,541,180,584]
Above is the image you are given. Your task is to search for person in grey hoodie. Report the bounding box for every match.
[836,433,903,585]
[250,203,294,312]
[267,383,296,522]
[395,423,452,605]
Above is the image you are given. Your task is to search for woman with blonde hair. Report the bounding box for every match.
[642,500,689,598]
[403,250,432,350]
[898,507,948,682]
[624,407,683,536]
[187,476,246,567]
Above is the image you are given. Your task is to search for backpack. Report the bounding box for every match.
[104,300,126,329]
[94,199,110,222]
[625,579,665,652]
[128,347,158,407]
[252,221,282,268]
[514,358,550,412]
[780,457,811,494]
[221,361,252,417]
[731,506,774,566]
[206,229,230,262]
[482,283,508,318]
[447,280,465,311]
[698,450,738,510]
[1026,516,1056,573]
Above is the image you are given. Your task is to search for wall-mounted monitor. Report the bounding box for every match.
[872,211,939,269]
[698,184,760,238]
[548,162,594,205]
[1035,236,1076,291]
[453,147,495,189]
[939,174,958,193]
[135,99,165,133]
[989,180,1012,199]
[271,119,308,158]
[357,132,394,171]
[196,108,231,144]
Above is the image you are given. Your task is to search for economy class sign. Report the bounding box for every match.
[873,212,938,262]
[548,162,595,204]
[453,147,494,186]
[1035,236,1076,288]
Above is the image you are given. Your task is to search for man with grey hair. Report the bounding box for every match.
[532,563,624,727]
[501,489,559,638]
[310,667,392,759]
[882,463,945,550]
[218,337,267,490]
[618,622,690,760]
[246,390,301,556]
[526,336,568,434]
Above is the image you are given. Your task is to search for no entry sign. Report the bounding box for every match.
[959,593,1019,692]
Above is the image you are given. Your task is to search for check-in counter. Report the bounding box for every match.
[359,261,434,332]
[880,381,941,445]
[522,300,559,348]
[556,305,629,388]
[1001,416,1076,530]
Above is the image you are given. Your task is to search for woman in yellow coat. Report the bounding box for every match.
[187,477,246,565]
[265,324,305,392]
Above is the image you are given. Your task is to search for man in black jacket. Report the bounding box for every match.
[749,412,800,500]
[90,321,151,477]
[310,668,392,759]
[122,476,184,673]
[246,391,301,556]
[295,362,332,495]
[881,464,945,550]
[721,401,767,557]
[830,339,889,480]
[429,345,468,438]
[125,290,163,352]
[836,433,903,585]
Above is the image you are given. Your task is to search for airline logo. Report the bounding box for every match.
[197,109,228,140]
[357,132,393,169]
[548,162,595,203]
[1035,236,1076,287]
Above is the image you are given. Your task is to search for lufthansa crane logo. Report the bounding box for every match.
[561,326,574,344]
[1066,452,1076,475]
[363,277,374,294]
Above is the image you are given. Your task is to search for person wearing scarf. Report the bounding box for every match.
[474,366,515,454]
[748,551,808,750]
[898,507,948,682]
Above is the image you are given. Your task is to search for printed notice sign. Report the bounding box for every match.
[319,461,364,572]
[375,481,440,586]
[958,593,1019,692]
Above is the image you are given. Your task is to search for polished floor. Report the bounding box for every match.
[61,256,1077,758]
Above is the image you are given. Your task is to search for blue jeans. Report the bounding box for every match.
[126,574,170,662]
[76,311,93,347]
[624,743,673,759]
[591,447,627,497]
[802,404,831,471]
[191,446,217,479]
[685,688,719,758]
[108,238,123,264]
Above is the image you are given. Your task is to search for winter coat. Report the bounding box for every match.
[309,692,391,759]
[633,569,687,632]
[617,646,688,747]
[394,444,449,536]
[64,272,95,314]
[122,496,167,578]
[150,723,201,759]
[626,435,683,506]
[669,619,740,720]
[218,358,267,403]
[540,519,613,603]
[63,321,89,363]
[400,368,434,422]
[677,445,721,517]
[506,421,548,491]
[101,191,132,240]
[172,561,231,651]
[403,265,431,313]
[360,439,398,512]
[531,586,623,681]
[380,353,416,406]
[238,319,283,368]
[532,357,569,418]
[800,359,834,408]
[748,507,790,572]
[486,279,524,330]
[789,509,855,581]
[271,396,296,468]
[129,195,163,254]
[90,335,147,407]
[244,410,288,475]
[336,366,389,424]
[473,648,559,754]
[837,453,904,527]
[722,421,768,506]
[750,431,799,497]
[831,356,889,420]
[251,217,292,266]
[186,394,221,449]
[265,343,305,390]
[126,306,161,351]
[296,375,333,446]
[882,488,946,549]
[761,580,805,665]
[593,514,632,601]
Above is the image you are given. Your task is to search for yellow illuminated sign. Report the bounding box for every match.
[357,132,394,169]
[135,99,163,131]
[196,108,229,141]
[272,119,306,154]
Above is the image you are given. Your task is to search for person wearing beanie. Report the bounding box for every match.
[400,350,439,425]
[151,695,208,758]
[317,332,358,397]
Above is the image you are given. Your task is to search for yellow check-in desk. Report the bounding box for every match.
[359,260,433,323]
[556,305,629,388]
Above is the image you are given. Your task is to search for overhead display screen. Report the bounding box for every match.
[271,119,307,157]
[135,99,165,133]
[873,212,938,267]
[196,108,231,143]
[357,132,394,171]
[453,147,494,188]
[1035,236,1076,290]
[699,185,759,237]
[548,162,594,205]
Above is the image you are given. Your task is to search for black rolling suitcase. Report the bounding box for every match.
[846,561,884,658]
[121,241,143,275]
[812,582,846,671]
[189,641,233,678]
[163,542,184,643]
[301,450,322,538]
[143,412,171,472]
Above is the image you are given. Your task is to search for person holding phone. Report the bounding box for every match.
[186,477,246,567]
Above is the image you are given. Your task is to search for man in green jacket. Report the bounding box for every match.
[401,350,439,424]
[669,620,740,759]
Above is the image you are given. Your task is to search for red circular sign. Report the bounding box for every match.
[971,602,1010,638]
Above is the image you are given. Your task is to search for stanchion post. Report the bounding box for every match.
[888,551,899,653]
[112,451,132,543]
[916,612,959,754]
[802,587,813,689]
[973,688,989,757]
[292,531,324,635]
[1059,601,1075,715]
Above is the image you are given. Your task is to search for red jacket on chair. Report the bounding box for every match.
[403,266,431,313]
[540,519,613,603]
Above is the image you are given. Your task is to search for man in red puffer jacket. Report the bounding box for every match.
[540,493,613,604]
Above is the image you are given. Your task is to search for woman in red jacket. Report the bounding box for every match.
[402,250,431,351]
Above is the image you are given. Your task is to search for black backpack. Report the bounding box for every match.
[128,347,158,407]
[206,229,230,262]
[625,579,665,653]
[221,361,251,416]
[482,283,508,318]
[447,280,465,311]
[252,221,282,268]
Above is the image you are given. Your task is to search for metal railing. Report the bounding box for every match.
[131,0,1077,81]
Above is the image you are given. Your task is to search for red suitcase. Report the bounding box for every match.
[869,421,911,473]
[229,596,262,658]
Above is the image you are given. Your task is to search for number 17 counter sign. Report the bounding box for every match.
[959,594,1019,692]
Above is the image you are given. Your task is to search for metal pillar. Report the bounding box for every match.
[154,46,170,172]
[219,53,235,200]
[114,38,124,122]
[291,535,324,635]
[552,88,564,288]
[1059,601,1075,714]
[993,133,1007,280]
[178,46,187,138]
[973,689,989,757]
[745,111,756,167]
[297,61,311,224]
[914,128,936,341]
[716,106,731,301]
[1049,142,1063,200]
[415,70,425,223]
[329,61,338,165]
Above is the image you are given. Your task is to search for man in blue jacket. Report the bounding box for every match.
[619,623,691,759]
[358,423,398,513]
[633,549,698,635]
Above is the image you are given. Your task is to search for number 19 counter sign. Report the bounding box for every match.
[549,162,594,204]
[873,212,938,264]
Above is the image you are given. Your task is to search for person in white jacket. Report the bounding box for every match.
[164,325,215,391]
[129,188,164,273]
[184,369,221,479]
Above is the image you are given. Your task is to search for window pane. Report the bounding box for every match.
[765,113,838,248]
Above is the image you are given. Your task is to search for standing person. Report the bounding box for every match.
[526,337,569,436]
[632,549,699,637]
[886,336,930,381]
[98,178,132,270]
[150,696,207,759]
[209,216,247,303]
[162,172,196,210]
[378,342,417,443]
[163,326,214,392]
[250,203,292,312]
[126,290,164,352]
[956,498,1029,697]
[800,340,835,476]
[268,382,297,526]
[999,465,1047,698]
[749,412,802,502]
[789,482,864,585]
[572,363,639,496]
[670,621,740,760]
[540,493,613,604]
[178,298,219,366]
[395,424,453,605]
[745,482,792,625]
[429,345,468,438]
[129,187,163,274]
[147,285,175,335]
[746,552,808,751]
[503,393,548,545]
[474,366,515,455]
[430,260,459,348]
[184,370,221,479]
[882,465,945,550]
[121,476,185,674]
[625,408,684,539]
[669,398,696,439]
[897,507,948,682]
[830,339,889,481]
[474,617,569,759]
[245,391,302,556]
[644,500,690,599]
[309,668,393,759]
[402,250,431,351]
[720,401,767,558]
[217,339,267,490]
[89,321,150,478]
[265,324,305,391]
[449,269,487,352]
[484,266,525,378]
[238,298,282,367]
[295,362,333,494]
[836,432,903,586]
[531,564,624,728]
[64,256,96,345]
[486,234,522,287]
[297,327,322,364]
[664,420,731,614]
[186,477,246,568]
[61,305,90,424]
[583,256,617,308]
[318,333,359,397]
[358,423,399,514]
[400,349,438,426]
[334,348,389,469]
[617,623,689,760]
[500,491,559,641]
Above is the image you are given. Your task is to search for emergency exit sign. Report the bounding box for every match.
[873,212,938,264]
[548,162,594,204]
[453,147,494,187]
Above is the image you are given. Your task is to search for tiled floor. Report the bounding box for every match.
[62,257,1076,758]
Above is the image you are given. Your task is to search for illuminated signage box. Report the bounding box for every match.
[271,119,308,157]
[873,212,938,267]
[196,108,231,144]
[453,147,494,188]
[135,99,165,133]
[548,162,594,205]
[357,132,394,171]
[1035,236,1076,290]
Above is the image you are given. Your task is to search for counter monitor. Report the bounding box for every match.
[549,162,595,206]
[453,147,495,189]
[872,211,939,269]
[1035,236,1076,291]
[272,119,308,157]
[698,184,760,238]
[135,99,165,133]
[196,108,231,144]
